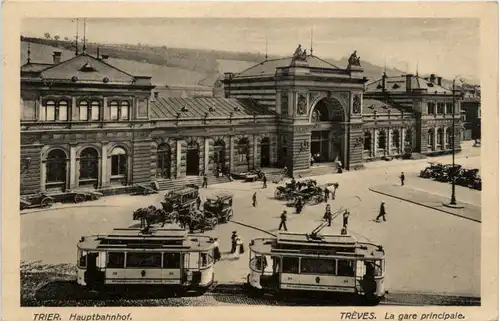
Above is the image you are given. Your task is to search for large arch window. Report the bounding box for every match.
[40,100,69,121]
[392,129,400,148]
[427,129,434,147]
[111,147,127,185]
[79,147,99,182]
[46,149,67,190]
[78,100,101,121]
[312,98,344,122]
[377,130,386,149]
[156,143,171,179]
[437,128,444,147]
[363,131,371,151]
[237,137,250,164]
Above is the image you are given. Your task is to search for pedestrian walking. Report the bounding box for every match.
[375,202,387,222]
[332,182,339,200]
[252,192,257,207]
[279,210,288,231]
[326,208,333,226]
[343,210,350,228]
[400,172,405,186]
[324,187,330,202]
[213,238,221,262]
[202,174,208,188]
[230,231,237,254]
[323,204,331,220]
[262,175,267,188]
[196,195,202,209]
[235,236,245,259]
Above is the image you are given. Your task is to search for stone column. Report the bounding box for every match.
[101,142,110,188]
[71,97,78,121]
[253,135,258,169]
[102,97,109,121]
[373,129,378,157]
[288,92,294,116]
[401,128,406,154]
[204,138,209,175]
[69,144,78,189]
[434,127,438,151]
[176,140,182,178]
[40,159,46,192]
[229,136,235,171]
[387,129,392,155]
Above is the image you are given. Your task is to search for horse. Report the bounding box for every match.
[133,206,158,229]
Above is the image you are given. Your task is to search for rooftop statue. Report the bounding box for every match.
[348,50,361,67]
[292,44,308,62]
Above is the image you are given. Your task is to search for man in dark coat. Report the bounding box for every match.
[252,192,257,207]
[279,210,288,231]
[376,202,387,222]
[196,196,202,210]
[230,231,237,254]
[262,174,267,188]
[326,208,333,226]
[343,210,350,228]
[324,187,330,202]
[400,172,405,186]
[202,175,208,188]
[213,238,221,262]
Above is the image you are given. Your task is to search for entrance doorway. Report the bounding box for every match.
[311,131,330,162]
[260,137,270,167]
[213,139,226,175]
[186,141,200,176]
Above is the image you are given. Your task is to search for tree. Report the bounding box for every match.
[44,33,51,39]
[54,35,60,40]
[64,37,69,41]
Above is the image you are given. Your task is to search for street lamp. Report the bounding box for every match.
[449,76,463,205]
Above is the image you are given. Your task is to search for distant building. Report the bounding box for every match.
[365,73,462,157]
[457,84,480,141]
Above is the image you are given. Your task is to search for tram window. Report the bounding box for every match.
[374,260,383,276]
[78,250,87,268]
[107,252,125,268]
[254,256,268,271]
[200,252,213,267]
[126,252,162,268]
[337,260,355,277]
[281,257,299,273]
[163,253,181,269]
[300,258,336,275]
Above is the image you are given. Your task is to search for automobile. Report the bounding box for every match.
[203,193,234,223]
[20,193,55,210]
[161,185,200,216]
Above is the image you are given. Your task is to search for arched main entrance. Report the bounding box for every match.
[213,139,226,175]
[157,143,171,179]
[309,97,345,163]
[260,137,270,167]
[186,141,200,176]
[46,149,67,191]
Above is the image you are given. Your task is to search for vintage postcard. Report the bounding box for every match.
[2,2,498,321]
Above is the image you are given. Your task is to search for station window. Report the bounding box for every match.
[163,253,181,269]
[427,102,435,114]
[107,252,125,268]
[126,252,162,268]
[281,257,299,273]
[300,258,336,275]
[337,259,355,276]
[78,250,87,268]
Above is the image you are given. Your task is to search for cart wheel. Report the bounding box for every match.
[41,198,54,208]
[74,194,86,203]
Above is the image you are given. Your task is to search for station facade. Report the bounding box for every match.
[20,46,462,195]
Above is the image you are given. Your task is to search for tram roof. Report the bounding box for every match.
[250,232,385,259]
[78,226,215,251]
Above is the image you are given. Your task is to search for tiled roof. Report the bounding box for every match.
[236,55,339,77]
[150,97,275,119]
[21,63,53,72]
[23,54,137,83]
[363,99,403,114]
[366,74,452,94]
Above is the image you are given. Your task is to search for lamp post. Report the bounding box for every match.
[449,76,463,205]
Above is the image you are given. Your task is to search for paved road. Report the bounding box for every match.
[21,145,481,305]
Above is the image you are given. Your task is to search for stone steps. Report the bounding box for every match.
[155,176,203,192]
[295,165,337,178]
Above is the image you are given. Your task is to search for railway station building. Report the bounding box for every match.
[20,45,462,196]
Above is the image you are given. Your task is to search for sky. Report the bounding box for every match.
[22,18,480,82]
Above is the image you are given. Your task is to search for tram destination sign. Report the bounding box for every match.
[281,283,356,293]
[106,279,180,285]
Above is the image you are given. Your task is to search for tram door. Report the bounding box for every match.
[183,253,201,284]
[85,252,102,286]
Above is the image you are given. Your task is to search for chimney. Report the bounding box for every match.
[430,73,436,84]
[52,51,62,64]
[406,74,413,92]
[437,76,442,86]
[101,54,109,60]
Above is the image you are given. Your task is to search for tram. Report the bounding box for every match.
[247,222,386,304]
[76,224,216,292]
